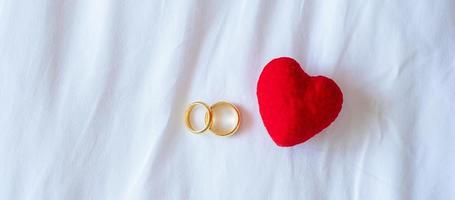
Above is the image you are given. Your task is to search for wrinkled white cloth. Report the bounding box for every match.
[1,0,454,199]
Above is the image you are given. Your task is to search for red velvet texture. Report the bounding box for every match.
[257,57,343,147]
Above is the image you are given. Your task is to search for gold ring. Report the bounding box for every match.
[209,101,240,136]
[184,101,212,134]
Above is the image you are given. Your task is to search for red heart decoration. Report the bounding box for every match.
[257,57,343,147]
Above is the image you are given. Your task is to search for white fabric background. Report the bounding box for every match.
[1,0,454,199]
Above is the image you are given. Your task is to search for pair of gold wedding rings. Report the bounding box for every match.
[184,101,240,136]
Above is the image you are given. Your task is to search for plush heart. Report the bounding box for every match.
[257,57,343,147]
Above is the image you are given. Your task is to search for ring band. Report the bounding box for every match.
[184,102,212,134]
[209,101,240,137]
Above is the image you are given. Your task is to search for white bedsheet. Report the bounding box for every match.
[1,0,454,199]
